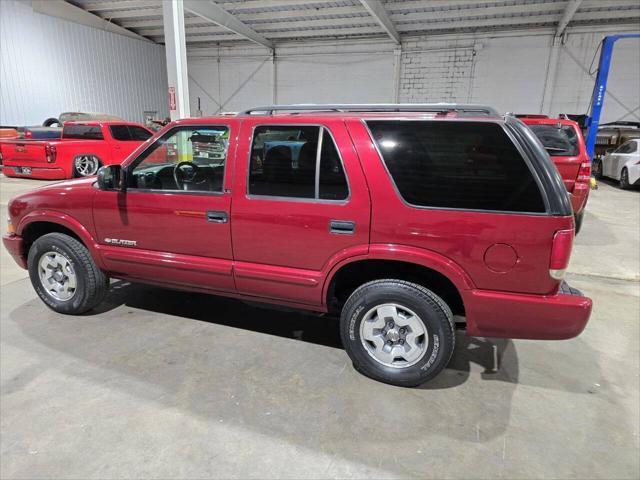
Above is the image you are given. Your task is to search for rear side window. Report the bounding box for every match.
[528,124,580,157]
[248,125,348,200]
[110,125,153,141]
[615,141,637,154]
[367,120,546,213]
[63,125,104,140]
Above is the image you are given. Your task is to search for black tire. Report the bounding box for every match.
[42,117,61,127]
[339,279,455,387]
[620,168,631,190]
[592,159,603,179]
[72,155,102,177]
[27,233,108,315]
[575,210,585,235]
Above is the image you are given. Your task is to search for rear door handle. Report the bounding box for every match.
[206,210,228,223]
[329,220,355,234]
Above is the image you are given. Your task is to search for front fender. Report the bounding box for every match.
[17,210,105,269]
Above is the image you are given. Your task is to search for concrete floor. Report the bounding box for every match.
[1,174,638,479]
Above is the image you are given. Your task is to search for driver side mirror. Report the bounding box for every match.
[97,165,126,191]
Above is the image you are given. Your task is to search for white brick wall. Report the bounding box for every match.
[399,38,475,103]
[187,26,639,123]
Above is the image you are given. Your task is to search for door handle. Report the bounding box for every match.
[329,220,355,234]
[206,210,228,223]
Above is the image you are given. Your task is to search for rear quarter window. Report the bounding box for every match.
[62,125,104,140]
[367,120,546,213]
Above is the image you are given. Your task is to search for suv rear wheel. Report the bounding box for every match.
[339,279,455,387]
[28,233,108,314]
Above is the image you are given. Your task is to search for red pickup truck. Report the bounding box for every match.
[518,116,591,233]
[2,104,592,387]
[1,121,153,180]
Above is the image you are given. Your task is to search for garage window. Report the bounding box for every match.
[248,125,348,201]
[367,120,546,213]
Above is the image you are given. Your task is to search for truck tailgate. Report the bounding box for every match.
[2,140,48,164]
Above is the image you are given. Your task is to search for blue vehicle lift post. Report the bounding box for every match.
[585,33,640,161]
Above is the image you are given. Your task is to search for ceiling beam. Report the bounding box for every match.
[84,0,160,12]
[31,0,151,42]
[121,16,209,29]
[556,0,583,37]
[183,0,273,51]
[97,8,162,20]
[358,0,400,44]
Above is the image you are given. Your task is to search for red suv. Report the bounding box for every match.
[2,104,592,387]
[517,115,591,233]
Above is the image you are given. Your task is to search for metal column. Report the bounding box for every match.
[162,0,190,120]
[585,33,640,160]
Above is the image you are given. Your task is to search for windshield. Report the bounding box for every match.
[528,124,579,157]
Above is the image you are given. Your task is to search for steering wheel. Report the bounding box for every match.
[173,161,203,190]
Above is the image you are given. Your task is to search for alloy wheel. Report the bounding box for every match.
[74,155,100,176]
[38,251,77,301]
[360,303,429,368]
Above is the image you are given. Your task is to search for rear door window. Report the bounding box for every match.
[110,125,153,141]
[63,124,104,140]
[528,124,580,156]
[248,125,349,200]
[367,120,546,213]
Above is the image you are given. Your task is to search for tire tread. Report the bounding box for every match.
[340,279,456,386]
[28,233,108,314]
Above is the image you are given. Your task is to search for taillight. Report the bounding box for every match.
[576,160,591,183]
[549,229,574,280]
[45,144,56,163]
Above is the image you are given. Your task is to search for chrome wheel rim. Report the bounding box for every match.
[38,251,77,301]
[75,155,99,176]
[359,303,428,368]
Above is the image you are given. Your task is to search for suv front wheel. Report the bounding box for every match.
[28,233,109,314]
[340,279,455,387]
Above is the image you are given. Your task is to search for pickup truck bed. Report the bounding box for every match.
[2,121,152,179]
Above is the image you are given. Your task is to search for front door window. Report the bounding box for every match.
[129,126,229,193]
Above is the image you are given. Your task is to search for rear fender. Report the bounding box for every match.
[321,243,475,306]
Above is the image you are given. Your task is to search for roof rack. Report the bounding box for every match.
[239,103,500,116]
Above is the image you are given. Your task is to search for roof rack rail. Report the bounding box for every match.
[239,103,501,116]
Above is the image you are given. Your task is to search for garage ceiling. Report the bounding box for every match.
[67,0,640,48]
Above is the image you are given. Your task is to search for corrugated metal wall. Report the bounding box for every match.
[0,0,168,126]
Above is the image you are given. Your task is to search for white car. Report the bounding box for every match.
[593,139,640,189]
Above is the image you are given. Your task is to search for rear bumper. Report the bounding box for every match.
[2,165,67,180]
[464,282,592,340]
[2,234,27,269]
[569,183,589,214]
